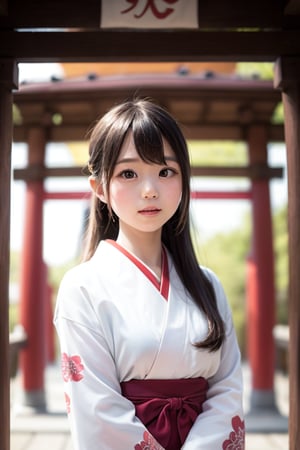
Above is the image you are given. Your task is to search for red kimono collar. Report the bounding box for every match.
[106,240,169,301]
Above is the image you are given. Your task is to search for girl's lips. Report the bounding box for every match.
[138,207,161,215]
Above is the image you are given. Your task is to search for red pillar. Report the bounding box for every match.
[246,125,277,411]
[19,127,47,410]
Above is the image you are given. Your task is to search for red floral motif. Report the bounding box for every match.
[61,352,84,382]
[64,392,71,414]
[222,415,245,450]
[134,431,164,450]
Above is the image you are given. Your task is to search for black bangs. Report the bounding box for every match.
[131,113,167,165]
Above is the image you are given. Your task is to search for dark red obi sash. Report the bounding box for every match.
[121,377,208,450]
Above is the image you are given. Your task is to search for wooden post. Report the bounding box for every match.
[19,126,47,410]
[246,125,277,411]
[0,60,18,450]
[274,57,300,450]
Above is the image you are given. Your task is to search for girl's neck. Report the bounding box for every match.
[116,230,162,279]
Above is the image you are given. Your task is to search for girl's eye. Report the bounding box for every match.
[120,170,136,179]
[159,168,175,178]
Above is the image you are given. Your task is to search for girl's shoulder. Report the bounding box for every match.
[55,242,114,328]
[60,240,114,284]
[200,265,220,285]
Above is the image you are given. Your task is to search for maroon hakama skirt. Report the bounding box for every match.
[121,377,208,450]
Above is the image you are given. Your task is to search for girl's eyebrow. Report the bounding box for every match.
[115,156,178,165]
[165,156,179,163]
[115,157,139,165]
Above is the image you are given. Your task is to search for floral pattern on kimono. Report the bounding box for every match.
[135,431,164,450]
[61,352,84,382]
[222,416,245,450]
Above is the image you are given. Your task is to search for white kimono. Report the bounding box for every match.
[54,240,244,450]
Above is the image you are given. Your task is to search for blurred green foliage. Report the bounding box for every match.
[188,141,248,166]
[192,203,288,357]
[236,62,274,80]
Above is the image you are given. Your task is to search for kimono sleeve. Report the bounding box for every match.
[182,270,245,450]
[54,269,165,450]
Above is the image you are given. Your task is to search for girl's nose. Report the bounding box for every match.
[144,191,158,199]
[142,181,158,199]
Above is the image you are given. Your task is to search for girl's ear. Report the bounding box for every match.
[89,176,107,203]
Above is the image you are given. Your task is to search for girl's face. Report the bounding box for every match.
[96,131,182,240]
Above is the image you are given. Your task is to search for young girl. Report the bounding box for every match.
[54,99,245,450]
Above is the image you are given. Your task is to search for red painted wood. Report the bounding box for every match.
[19,127,47,400]
[247,125,276,391]
[43,190,252,201]
[191,191,252,200]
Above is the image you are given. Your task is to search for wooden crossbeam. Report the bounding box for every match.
[13,164,283,181]
[1,30,300,62]
[0,0,282,29]
[43,190,252,201]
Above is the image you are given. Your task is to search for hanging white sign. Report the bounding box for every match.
[100,0,198,29]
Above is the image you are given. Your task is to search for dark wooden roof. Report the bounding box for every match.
[13,73,283,143]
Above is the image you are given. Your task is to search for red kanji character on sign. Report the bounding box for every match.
[121,0,179,20]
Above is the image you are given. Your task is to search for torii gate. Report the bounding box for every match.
[1,1,300,449]
[12,73,283,418]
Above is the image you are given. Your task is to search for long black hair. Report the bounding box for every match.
[84,98,225,351]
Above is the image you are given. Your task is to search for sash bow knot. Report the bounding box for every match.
[121,377,208,450]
